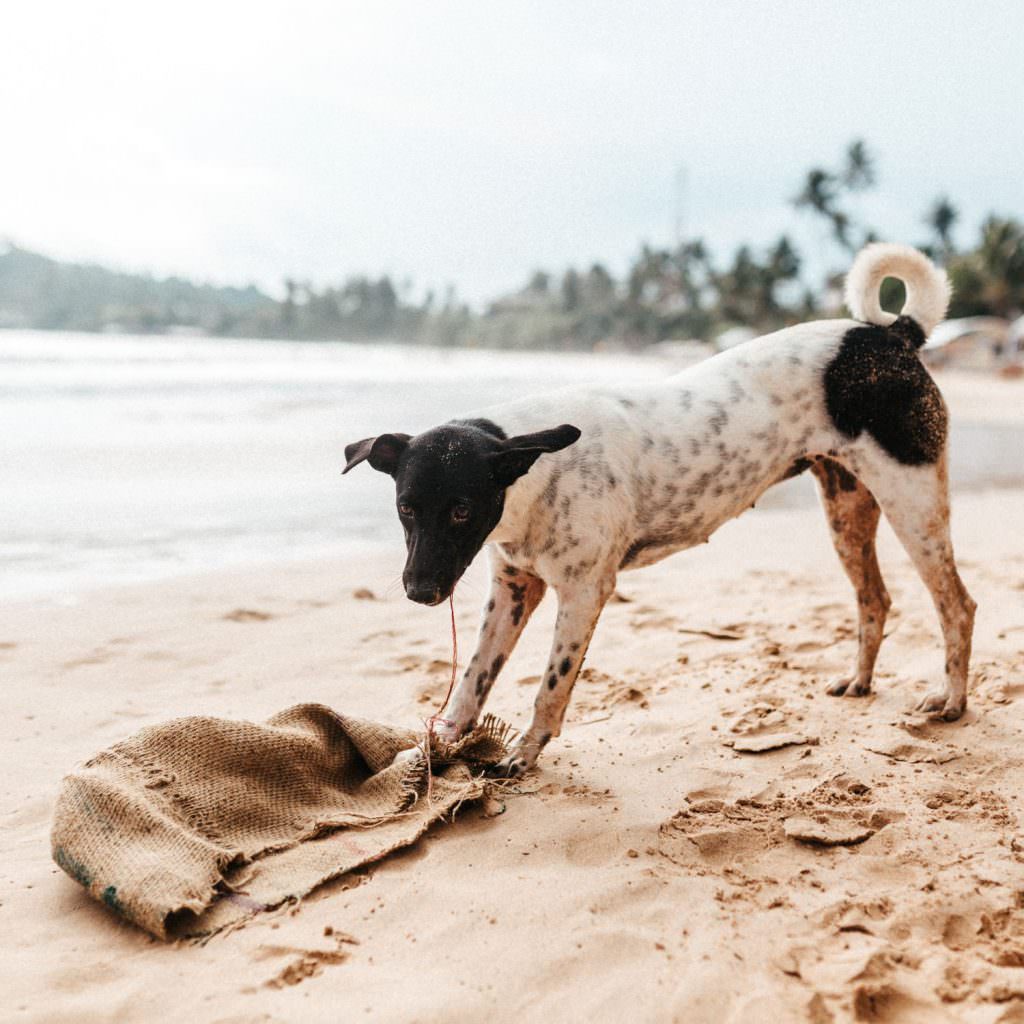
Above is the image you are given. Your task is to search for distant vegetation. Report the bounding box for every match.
[2,141,1022,349]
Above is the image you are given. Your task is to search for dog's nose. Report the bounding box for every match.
[405,581,444,606]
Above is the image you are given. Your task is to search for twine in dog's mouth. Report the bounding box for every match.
[419,593,459,801]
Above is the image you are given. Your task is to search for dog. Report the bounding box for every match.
[344,243,976,777]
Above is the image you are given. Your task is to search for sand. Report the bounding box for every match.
[3,377,1024,1022]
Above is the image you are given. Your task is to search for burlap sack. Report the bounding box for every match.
[51,704,508,940]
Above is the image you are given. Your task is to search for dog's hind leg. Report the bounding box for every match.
[847,453,976,720]
[811,457,892,698]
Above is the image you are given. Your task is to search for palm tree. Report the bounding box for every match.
[766,235,801,288]
[843,139,876,191]
[669,238,713,311]
[976,216,1024,316]
[794,169,838,217]
[830,210,853,251]
[925,196,958,263]
[560,269,581,312]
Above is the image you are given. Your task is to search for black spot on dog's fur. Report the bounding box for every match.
[559,657,572,676]
[619,533,680,569]
[542,471,561,506]
[819,457,859,497]
[780,456,814,481]
[490,654,505,680]
[547,674,558,690]
[708,402,729,436]
[824,316,945,465]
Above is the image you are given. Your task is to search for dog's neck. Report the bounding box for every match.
[484,460,549,547]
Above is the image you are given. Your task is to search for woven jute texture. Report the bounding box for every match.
[51,704,508,940]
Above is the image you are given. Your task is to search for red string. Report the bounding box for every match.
[422,592,458,802]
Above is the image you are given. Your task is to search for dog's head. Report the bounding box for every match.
[344,419,580,605]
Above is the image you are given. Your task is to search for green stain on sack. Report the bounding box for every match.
[54,845,93,888]
[54,845,126,917]
[102,885,126,916]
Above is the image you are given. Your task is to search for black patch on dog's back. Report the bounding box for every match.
[824,316,946,465]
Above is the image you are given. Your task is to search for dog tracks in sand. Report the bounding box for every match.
[861,723,960,765]
[782,815,876,846]
[255,930,360,990]
[723,701,818,754]
[729,732,819,754]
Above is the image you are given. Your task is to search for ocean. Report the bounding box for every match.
[2,331,1020,601]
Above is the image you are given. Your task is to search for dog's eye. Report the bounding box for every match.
[398,503,414,517]
[450,504,471,524]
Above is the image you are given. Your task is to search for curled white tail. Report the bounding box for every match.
[844,243,951,336]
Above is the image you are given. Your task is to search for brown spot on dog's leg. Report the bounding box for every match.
[811,460,890,698]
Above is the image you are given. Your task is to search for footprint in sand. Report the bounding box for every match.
[722,700,819,754]
[515,674,541,688]
[571,668,651,715]
[396,653,452,673]
[223,608,274,623]
[659,777,899,873]
[361,629,399,643]
[62,648,113,668]
[256,933,358,989]
[630,612,680,631]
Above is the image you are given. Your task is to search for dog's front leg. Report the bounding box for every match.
[434,554,546,741]
[491,578,613,777]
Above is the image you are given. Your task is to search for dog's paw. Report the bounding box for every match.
[427,717,464,743]
[826,675,872,698]
[392,746,425,769]
[486,753,532,779]
[915,691,965,721]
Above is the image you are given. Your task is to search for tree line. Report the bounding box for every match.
[1,141,1021,348]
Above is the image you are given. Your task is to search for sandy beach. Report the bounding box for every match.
[3,373,1024,1023]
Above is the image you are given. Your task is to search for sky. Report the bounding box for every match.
[1,1,1022,305]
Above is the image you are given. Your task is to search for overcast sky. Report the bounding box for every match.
[1,1,1021,303]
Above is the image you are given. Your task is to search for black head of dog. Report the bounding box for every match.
[343,418,580,605]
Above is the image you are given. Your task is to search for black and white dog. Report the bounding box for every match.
[344,244,976,777]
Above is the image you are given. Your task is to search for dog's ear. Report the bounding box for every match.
[488,424,581,488]
[343,433,411,476]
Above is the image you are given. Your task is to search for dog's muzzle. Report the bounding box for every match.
[404,581,448,606]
